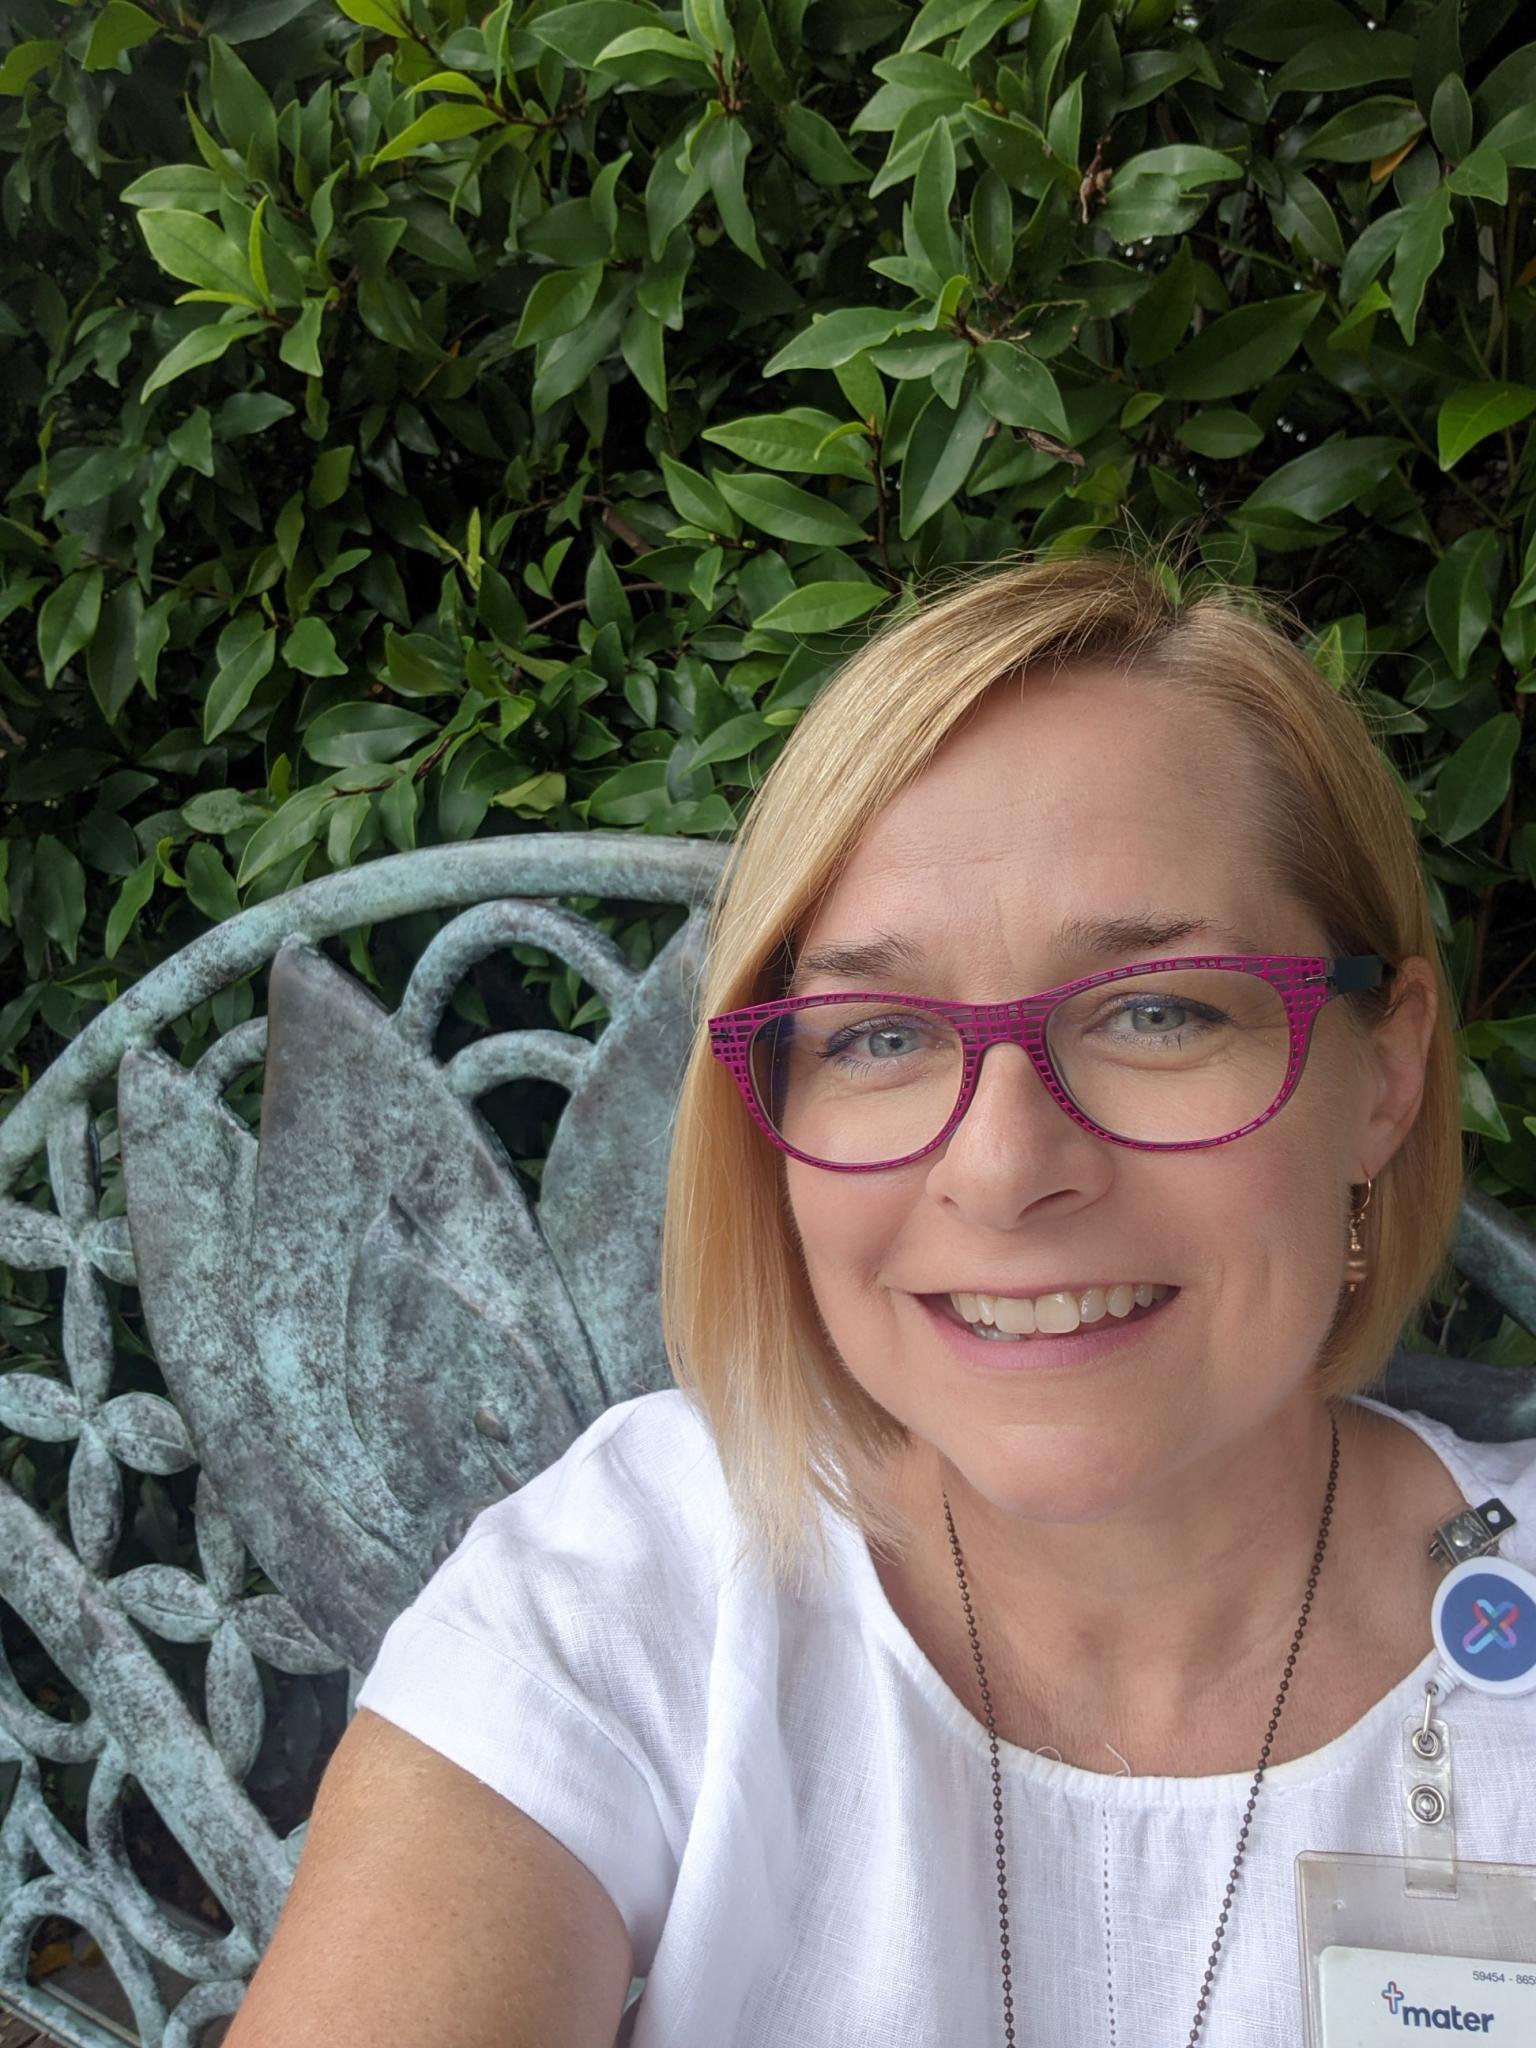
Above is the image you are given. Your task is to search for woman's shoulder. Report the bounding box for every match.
[439,1387,739,1597]
[1356,1394,1536,1559]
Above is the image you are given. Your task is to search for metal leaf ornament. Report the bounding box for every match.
[119,906,708,1670]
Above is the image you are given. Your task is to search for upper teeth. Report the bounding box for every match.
[949,1283,1173,1335]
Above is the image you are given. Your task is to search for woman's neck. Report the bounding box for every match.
[872,1396,1467,1775]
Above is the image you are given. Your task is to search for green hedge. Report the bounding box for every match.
[3,0,1536,1329]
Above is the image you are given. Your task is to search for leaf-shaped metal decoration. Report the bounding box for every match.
[342,1190,582,1518]
[257,937,606,1485]
[118,1048,421,1670]
[538,910,710,1407]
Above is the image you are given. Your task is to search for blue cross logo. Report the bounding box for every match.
[1382,1981,1405,2016]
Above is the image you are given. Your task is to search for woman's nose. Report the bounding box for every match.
[922,1041,1103,1222]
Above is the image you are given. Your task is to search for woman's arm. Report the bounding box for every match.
[223,1707,636,2048]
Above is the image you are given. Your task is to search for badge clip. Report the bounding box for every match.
[1429,1498,1516,1570]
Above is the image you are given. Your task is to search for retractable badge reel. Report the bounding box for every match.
[1299,1497,1536,2046]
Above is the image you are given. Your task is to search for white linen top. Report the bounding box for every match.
[355,1388,1536,2046]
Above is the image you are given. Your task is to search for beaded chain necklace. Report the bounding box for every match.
[940,1411,1341,2046]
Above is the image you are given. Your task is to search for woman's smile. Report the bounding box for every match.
[913,1283,1182,1372]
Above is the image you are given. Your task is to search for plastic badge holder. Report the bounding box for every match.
[1298,1855,1536,2043]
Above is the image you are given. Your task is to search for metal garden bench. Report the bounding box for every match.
[0,833,1533,2047]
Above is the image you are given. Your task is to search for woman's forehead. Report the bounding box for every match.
[795,677,1282,977]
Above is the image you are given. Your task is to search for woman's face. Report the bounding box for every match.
[783,665,1436,1527]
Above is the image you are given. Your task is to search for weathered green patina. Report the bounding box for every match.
[0,833,1532,2046]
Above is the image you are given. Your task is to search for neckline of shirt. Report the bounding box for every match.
[830,1395,1504,1805]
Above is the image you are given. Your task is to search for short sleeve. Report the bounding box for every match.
[354,1398,704,1972]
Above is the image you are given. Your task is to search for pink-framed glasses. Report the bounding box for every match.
[707,954,1391,1171]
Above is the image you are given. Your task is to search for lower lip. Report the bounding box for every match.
[916,1289,1181,1372]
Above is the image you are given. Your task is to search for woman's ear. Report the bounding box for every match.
[1356,956,1438,1180]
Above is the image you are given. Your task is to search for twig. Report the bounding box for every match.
[526,581,668,632]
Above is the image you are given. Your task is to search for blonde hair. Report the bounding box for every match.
[660,553,1467,1591]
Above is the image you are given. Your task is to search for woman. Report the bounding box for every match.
[226,556,1536,2048]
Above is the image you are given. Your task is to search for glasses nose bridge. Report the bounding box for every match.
[957,997,1060,1106]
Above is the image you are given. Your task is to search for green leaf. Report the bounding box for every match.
[976,341,1068,436]
[1460,1056,1511,1143]
[782,105,868,185]
[284,617,348,676]
[1434,713,1521,845]
[660,454,739,535]
[703,409,873,479]
[530,280,632,409]
[106,856,156,959]
[167,407,215,477]
[1484,104,1536,170]
[1239,437,1405,522]
[694,116,762,266]
[715,472,866,545]
[409,71,489,99]
[899,387,991,538]
[121,165,229,213]
[1125,238,1196,366]
[1273,30,1416,93]
[687,712,776,767]
[754,580,886,634]
[137,591,175,697]
[1425,529,1499,679]
[84,1,159,70]
[622,300,668,405]
[183,841,241,922]
[38,570,104,687]
[279,299,325,376]
[491,771,567,815]
[1101,173,1207,247]
[140,318,264,401]
[370,103,498,168]
[88,583,144,724]
[764,309,909,375]
[1176,409,1263,458]
[1339,210,1407,309]
[1447,148,1509,205]
[139,210,262,304]
[335,0,408,27]
[1114,145,1243,189]
[594,26,713,80]
[531,2,662,67]
[1303,96,1425,164]
[960,106,1067,196]
[513,266,603,348]
[1430,73,1473,161]
[1159,293,1322,401]
[1389,185,1452,345]
[204,626,277,740]
[32,837,87,961]
[682,0,731,55]
[970,169,1013,287]
[0,40,62,94]
[182,789,263,833]
[236,788,331,887]
[304,702,436,767]
[308,444,354,508]
[1436,384,1536,471]
[1268,170,1345,270]
[909,119,958,278]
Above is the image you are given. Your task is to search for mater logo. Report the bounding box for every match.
[1381,1979,1497,2030]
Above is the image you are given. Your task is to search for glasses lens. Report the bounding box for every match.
[750,1001,965,1165]
[750,972,1294,1163]
[1046,968,1291,1144]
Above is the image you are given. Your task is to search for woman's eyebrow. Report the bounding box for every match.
[789,912,1264,992]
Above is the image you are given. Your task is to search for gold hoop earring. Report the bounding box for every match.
[1344,1176,1374,1295]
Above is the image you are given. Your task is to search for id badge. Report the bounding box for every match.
[1298,1853,1536,2047]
